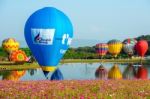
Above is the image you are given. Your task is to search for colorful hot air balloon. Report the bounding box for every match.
[123,38,137,57]
[2,38,20,54]
[24,7,73,72]
[107,39,122,57]
[108,64,122,79]
[123,64,136,79]
[135,40,148,57]
[9,50,28,62]
[95,43,108,58]
[95,65,108,79]
[136,66,148,79]
[50,68,64,80]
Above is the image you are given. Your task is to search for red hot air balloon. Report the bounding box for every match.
[135,40,148,57]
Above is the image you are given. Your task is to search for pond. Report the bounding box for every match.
[0,63,150,81]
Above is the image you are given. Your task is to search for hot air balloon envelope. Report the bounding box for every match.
[107,39,122,57]
[135,40,148,57]
[2,38,19,54]
[24,7,73,72]
[95,43,108,58]
[123,38,137,56]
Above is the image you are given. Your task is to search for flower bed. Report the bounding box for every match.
[0,80,150,99]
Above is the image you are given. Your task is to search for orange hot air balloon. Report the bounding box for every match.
[2,70,26,81]
[135,40,148,57]
[2,38,20,54]
[9,50,28,62]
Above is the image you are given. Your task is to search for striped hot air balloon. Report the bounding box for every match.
[2,38,20,54]
[95,65,108,80]
[95,43,108,58]
[107,39,122,57]
[123,38,137,57]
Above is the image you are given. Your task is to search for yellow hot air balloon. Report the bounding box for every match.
[108,64,122,79]
[107,39,122,57]
[2,38,20,54]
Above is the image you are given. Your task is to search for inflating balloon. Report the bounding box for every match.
[95,65,108,79]
[24,7,73,72]
[95,43,108,58]
[108,64,122,79]
[9,50,28,62]
[135,40,148,57]
[107,39,122,57]
[123,38,137,57]
[50,68,64,80]
[2,38,19,54]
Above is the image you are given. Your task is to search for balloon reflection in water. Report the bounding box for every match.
[2,70,26,81]
[50,68,64,80]
[136,66,148,79]
[27,69,37,76]
[95,65,108,80]
[108,64,122,79]
[123,64,136,79]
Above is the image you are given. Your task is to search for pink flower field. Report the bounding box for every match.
[0,80,150,99]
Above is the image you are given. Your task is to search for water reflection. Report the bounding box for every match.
[108,64,122,79]
[50,68,64,80]
[0,63,150,81]
[0,70,26,81]
[136,66,148,79]
[123,63,136,79]
[28,69,37,76]
[95,64,108,80]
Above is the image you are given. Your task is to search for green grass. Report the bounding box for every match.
[61,58,150,64]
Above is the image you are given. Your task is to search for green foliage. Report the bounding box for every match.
[20,48,32,57]
[0,47,7,57]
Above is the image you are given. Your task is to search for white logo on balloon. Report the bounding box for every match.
[31,29,55,45]
[62,34,72,45]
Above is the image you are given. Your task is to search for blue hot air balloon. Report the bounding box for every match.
[24,7,73,72]
[50,68,64,80]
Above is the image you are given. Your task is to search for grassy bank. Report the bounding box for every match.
[61,58,150,64]
[0,58,149,70]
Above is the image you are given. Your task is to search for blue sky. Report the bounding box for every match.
[0,0,150,47]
